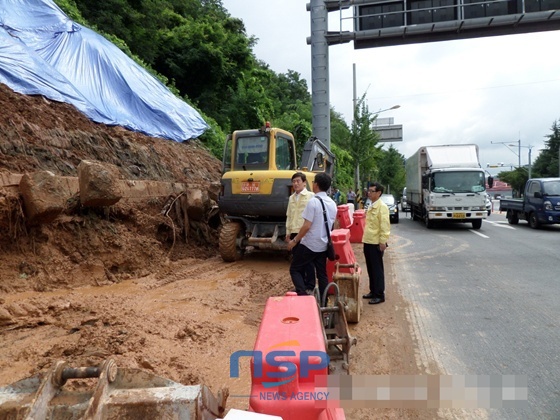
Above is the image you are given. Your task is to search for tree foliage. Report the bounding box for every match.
[335,94,382,192]
[531,119,560,178]
[378,145,406,196]
[497,168,528,197]
[498,120,560,196]
[52,0,413,188]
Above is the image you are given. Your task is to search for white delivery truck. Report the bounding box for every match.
[405,144,488,229]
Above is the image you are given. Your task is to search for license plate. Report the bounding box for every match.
[452,212,465,219]
[241,181,260,193]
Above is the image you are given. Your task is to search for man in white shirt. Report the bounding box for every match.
[287,172,337,299]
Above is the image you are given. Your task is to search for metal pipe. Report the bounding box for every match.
[61,367,102,381]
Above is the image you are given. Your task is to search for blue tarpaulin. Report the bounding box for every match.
[0,0,208,142]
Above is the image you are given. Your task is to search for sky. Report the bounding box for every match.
[220,1,560,177]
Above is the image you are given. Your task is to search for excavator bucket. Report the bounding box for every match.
[0,358,227,419]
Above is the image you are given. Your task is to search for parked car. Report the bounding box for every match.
[485,194,492,216]
[380,194,399,224]
[401,187,410,212]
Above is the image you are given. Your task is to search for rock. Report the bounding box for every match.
[19,171,67,224]
[186,188,209,221]
[78,160,123,207]
[0,306,15,325]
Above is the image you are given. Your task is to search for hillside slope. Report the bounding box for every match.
[0,83,222,293]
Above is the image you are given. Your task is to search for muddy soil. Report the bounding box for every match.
[0,84,437,419]
[0,242,436,419]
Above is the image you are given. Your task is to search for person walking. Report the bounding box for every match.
[287,172,337,298]
[362,182,391,304]
[347,189,356,206]
[285,172,315,290]
[333,188,341,205]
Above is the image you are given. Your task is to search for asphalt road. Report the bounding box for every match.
[390,210,560,419]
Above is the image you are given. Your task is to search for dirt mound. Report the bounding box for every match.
[0,83,222,293]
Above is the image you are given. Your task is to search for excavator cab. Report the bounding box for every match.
[218,124,335,261]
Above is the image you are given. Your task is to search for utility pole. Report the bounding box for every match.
[491,139,522,170]
[353,63,360,193]
[517,136,521,169]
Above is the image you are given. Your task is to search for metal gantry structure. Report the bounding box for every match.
[307,0,560,148]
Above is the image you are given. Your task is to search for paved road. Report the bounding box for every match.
[390,211,560,419]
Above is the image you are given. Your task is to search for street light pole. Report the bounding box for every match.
[528,147,532,179]
[351,63,400,192]
[517,137,521,169]
[491,140,520,169]
[510,143,533,179]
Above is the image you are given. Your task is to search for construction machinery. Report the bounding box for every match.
[1,291,355,420]
[218,123,335,261]
[0,358,227,419]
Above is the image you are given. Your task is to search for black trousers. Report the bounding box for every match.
[289,233,315,286]
[363,243,385,299]
[290,243,328,298]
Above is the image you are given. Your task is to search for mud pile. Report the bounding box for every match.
[0,83,222,293]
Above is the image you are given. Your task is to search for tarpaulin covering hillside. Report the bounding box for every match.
[0,0,208,142]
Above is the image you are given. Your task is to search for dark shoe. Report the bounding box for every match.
[305,289,314,296]
[362,293,374,299]
[368,297,385,305]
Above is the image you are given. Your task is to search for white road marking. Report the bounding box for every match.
[484,220,516,229]
[470,230,489,238]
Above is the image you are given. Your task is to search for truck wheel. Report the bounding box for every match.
[411,207,419,221]
[471,219,482,230]
[528,212,540,229]
[506,210,519,225]
[219,221,245,262]
[424,213,433,229]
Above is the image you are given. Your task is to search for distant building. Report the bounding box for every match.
[486,179,512,199]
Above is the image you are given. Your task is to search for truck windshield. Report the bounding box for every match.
[431,171,486,193]
[543,180,560,196]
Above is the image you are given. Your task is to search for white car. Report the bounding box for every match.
[485,194,492,216]
[380,194,399,224]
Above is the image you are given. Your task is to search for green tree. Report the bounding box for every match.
[531,120,560,178]
[497,168,528,197]
[378,145,406,196]
[72,0,256,126]
[330,110,352,190]
[338,94,381,192]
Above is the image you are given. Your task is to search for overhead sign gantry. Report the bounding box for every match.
[308,0,560,147]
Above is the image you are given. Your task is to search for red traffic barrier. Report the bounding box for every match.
[336,204,352,229]
[349,210,365,243]
[248,293,344,419]
[326,229,356,283]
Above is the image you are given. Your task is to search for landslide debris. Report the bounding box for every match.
[0,83,223,293]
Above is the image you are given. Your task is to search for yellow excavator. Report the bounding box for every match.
[218,123,335,262]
